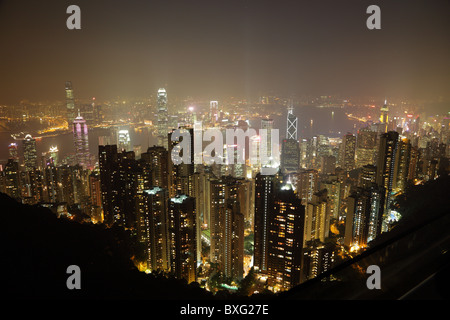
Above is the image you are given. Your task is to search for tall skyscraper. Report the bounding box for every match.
[65,81,76,127]
[393,137,411,193]
[23,134,37,172]
[98,144,119,226]
[117,129,131,152]
[157,88,169,149]
[355,127,378,168]
[261,118,274,163]
[376,131,399,222]
[169,194,197,283]
[380,100,389,125]
[267,187,304,291]
[209,176,244,279]
[344,186,385,249]
[341,133,356,172]
[141,145,169,190]
[73,112,90,169]
[286,105,298,140]
[8,143,19,162]
[296,169,319,205]
[281,139,300,175]
[4,159,21,200]
[304,189,330,246]
[139,187,170,272]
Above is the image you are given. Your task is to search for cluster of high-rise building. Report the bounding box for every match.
[1,87,449,294]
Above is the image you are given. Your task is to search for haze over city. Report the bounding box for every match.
[0,0,449,105]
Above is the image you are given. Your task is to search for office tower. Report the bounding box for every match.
[57,166,75,205]
[157,88,169,149]
[393,137,411,192]
[254,173,275,272]
[305,136,320,170]
[355,128,378,168]
[286,105,298,140]
[321,177,342,220]
[8,143,19,162]
[301,240,336,282]
[65,81,76,127]
[380,99,389,132]
[376,131,399,221]
[115,150,144,229]
[296,169,319,205]
[98,144,119,226]
[141,145,169,190]
[117,129,131,152]
[304,190,330,246]
[209,176,244,279]
[261,118,274,161]
[88,171,102,223]
[26,168,44,204]
[169,194,197,283]
[73,113,90,169]
[49,146,59,166]
[138,187,170,272]
[192,172,211,263]
[267,187,304,291]
[43,162,59,203]
[4,159,21,200]
[281,139,300,174]
[359,164,377,188]
[23,134,37,171]
[210,100,219,124]
[341,133,356,172]
[344,186,385,249]
[320,155,336,175]
[299,139,308,168]
[249,135,261,171]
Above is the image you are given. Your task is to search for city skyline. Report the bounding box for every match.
[0,0,449,303]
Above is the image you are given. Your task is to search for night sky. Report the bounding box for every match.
[0,0,449,103]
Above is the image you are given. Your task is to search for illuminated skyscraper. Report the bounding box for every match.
[281,139,300,174]
[379,99,389,133]
[209,176,244,279]
[261,118,274,160]
[254,173,275,272]
[342,133,356,172]
[376,131,399,222]
[23,134,37,171]
[355,127,378,168]
[286,105,298,140]
[304,190,330,246]
[4,159,21,200]
[393,137,411,193]
[65,81,76,127]
[8,143,19,162]
[169,194,197,283]
[380,99,389,124]
[157,88,169,149]
[139,187,170,272]
[267,187,304,291]
[117,129,131,152]
[73,112,90,169]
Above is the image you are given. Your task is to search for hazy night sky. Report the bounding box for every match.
[0,0,449,104]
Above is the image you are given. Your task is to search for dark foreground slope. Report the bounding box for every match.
[0,193,213,299]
